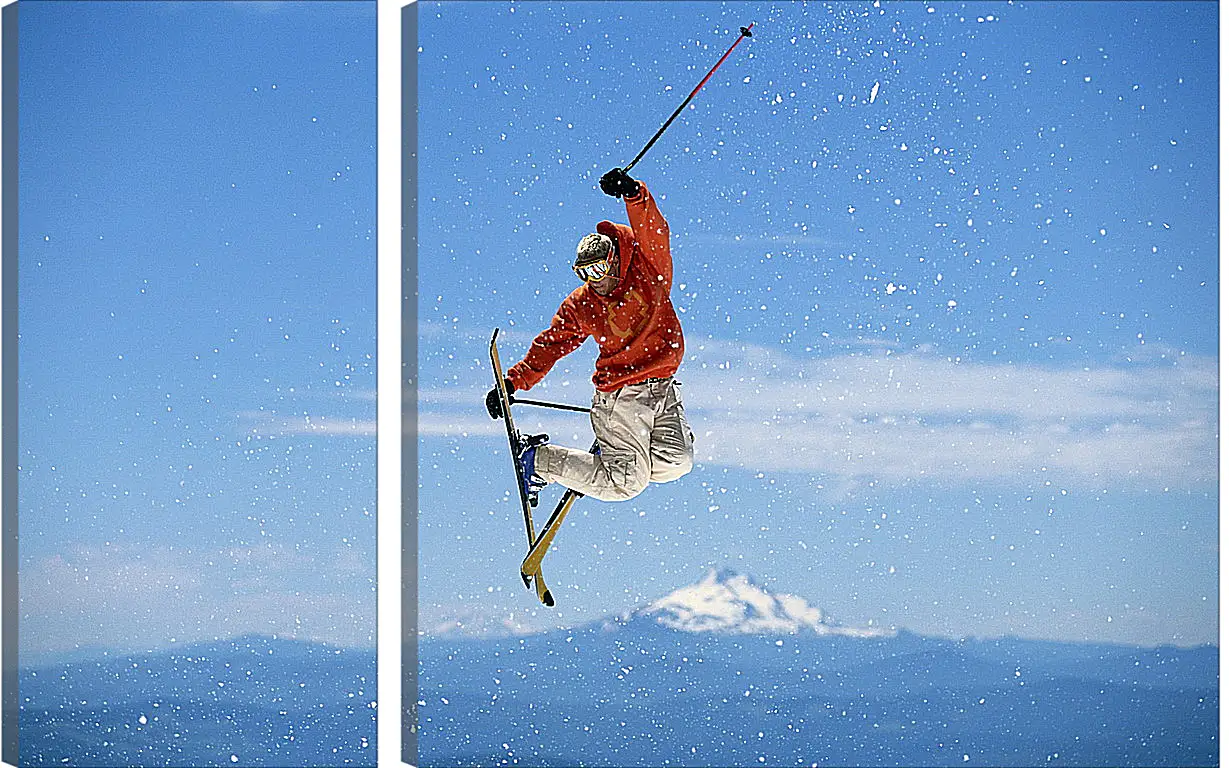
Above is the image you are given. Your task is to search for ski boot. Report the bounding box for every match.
[516,433,550,507]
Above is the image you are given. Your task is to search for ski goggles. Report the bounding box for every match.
[573,257,613,283]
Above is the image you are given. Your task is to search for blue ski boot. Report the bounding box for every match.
[517,433,550,506]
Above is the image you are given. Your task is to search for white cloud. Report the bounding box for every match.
[20,542,375,663]
[685,342,1216,487]
[416,412,503,438]
[287,417,379,436]
[240,411,378,437]
[417,340,1216,489]
[416,606,541,639]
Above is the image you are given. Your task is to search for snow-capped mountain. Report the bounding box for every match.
[629,567,892,637]
[419,577,1218,768]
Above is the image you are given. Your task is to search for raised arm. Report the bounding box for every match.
[600,168,672,285]
[624,181,671,285]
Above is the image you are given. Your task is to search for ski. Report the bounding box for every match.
[489,328,555,607]
[520,442,596,582]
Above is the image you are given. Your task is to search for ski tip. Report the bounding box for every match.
[520,572,533,590]
[491,327,500,342]
[542,589,555,607]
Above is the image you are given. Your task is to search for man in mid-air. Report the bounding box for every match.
[487,167,694,503]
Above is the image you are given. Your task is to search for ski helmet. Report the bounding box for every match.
[574,233,616,282]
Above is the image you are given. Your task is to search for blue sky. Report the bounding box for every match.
[415,1,1218,646]
[16,1,376,665]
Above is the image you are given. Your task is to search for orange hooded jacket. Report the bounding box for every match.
[507,182,684,394]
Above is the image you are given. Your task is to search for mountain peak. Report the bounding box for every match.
[633,568,892,638]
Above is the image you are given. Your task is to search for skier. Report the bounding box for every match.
[486,167,694,503]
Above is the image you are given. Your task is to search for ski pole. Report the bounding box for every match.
[508,394,592,414]
[623,23,754,174]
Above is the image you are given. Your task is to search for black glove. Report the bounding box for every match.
[600,167,640,199]
[485,377,515,419]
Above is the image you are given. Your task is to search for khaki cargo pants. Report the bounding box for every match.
[534,377,694,502]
